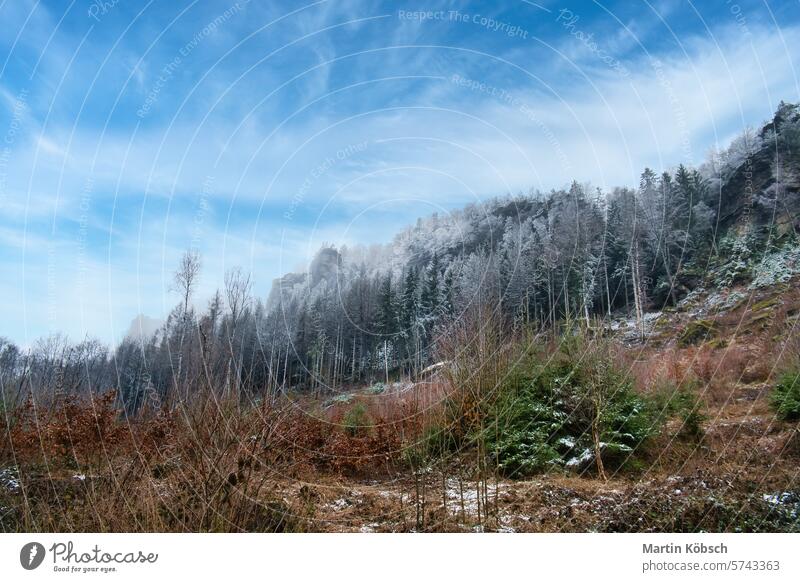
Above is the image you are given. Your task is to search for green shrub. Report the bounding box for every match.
[481,345,657,478]
[650,381,706,440]
[771,371,800,421]
[342,403,370,436]
[679,399,706,441]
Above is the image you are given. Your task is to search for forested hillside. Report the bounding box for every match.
[265,105,799,382]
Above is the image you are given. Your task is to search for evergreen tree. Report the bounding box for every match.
[377,272,396,336]
[400,267,420,332]
[421,254,441,318]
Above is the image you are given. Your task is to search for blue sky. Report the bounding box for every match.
[0,0,798,346]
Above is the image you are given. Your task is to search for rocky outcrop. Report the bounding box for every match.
[266,271,307,309]
[719,103,800,234]
[266,247,342,308]
[309,247,341,288]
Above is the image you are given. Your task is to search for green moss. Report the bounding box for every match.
[654,316,672,330]
[678,320,717,347]
[706,338,729,349]
[752,297,781,312]
[748,311,775,331]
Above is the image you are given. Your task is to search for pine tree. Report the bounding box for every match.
[400,267,420,332]
[441,267,456,317]
[377,272,396,336]
[421,254,441,318]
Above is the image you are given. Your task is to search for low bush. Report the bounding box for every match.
[678,396,706,441]
[649,378,706,440]
[771,371,800,421]
[479,338,658,478]
[342,402,370,437]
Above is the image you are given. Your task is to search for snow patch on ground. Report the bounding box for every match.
[324,490,364,512]
[390,381,415,394]
[444,478,504,515]
[762,491,799,519]
[610,311,665,343]
[762,492,795,505]
[0,468,20,492]
[325,498,352,511]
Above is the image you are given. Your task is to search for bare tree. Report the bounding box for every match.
[224,267,253,400]
[174,251,201,319]
[172,250,201,403]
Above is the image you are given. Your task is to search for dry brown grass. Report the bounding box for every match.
[3,292,800,532]
[1,391,419,532]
